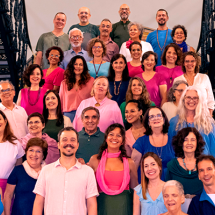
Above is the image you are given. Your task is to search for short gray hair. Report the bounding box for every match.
[163,180,184,196]
[128,22,144,40]
[0,80,15,90]
[168,80,188,101]
[69,28,84,38]
[81,106,100,120]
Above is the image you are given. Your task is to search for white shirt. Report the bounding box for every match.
[174,73,215,110]
[162,102,178,121]
[120,40,153,62]
[208,194,215,205]
[0,140,25,179]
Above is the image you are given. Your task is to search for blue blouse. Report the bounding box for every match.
[168,115,215,157]
[87,62,110,78]
[134,184,167,215]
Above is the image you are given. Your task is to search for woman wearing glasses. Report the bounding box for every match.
[168,86,215,157]
[162,80,188,121]
[43,46,65,91]
[131,107,175,181]
[174,52,214,115]
[87,38,110,78]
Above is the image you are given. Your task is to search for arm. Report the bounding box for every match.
[131,149,142,170]
[88,155,99,172]
[32,194,44,215]
[159,84,167,107]
[15,157,22,166]
[35,51,43,66]
[16,90,22,106]
[119,43,127,59]
[4,184,15,215]
[128,158,138,189]
[87,196,97,215]
[53,85,60,93]
[133,190,141,215]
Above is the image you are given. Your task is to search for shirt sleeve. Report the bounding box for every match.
[33,167,46,197]
[53,69,65,87]
[36,34,44,52]
[158,75,167,86]
[16,140,25,159]
[119,43,127,59]
[148,43,154,51]
[7,167,18,185]
[133,137,144,154]
[204,74,215,110]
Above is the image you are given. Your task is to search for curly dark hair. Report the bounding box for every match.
[129,41,142,52]
[97,123,128,161]
[107,54,130,81]
[171,25,187,42]
[43,90,64,126]
[172,127,205,158]
[87,38,107,57]
[182,51,199,74]
[141,51,158,71]
[45,46,64,65]
[64,55,91,91]
[143,107,169,135]
[23,64,45,87]
[161,43,183,66]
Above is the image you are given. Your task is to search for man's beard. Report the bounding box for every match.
[62,152,74,157]
[158,20,166,26]
[120,13,128,20]
[71,42,82,48]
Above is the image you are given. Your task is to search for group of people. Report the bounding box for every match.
[0,4,214,215]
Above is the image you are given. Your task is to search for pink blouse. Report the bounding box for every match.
[127,62,143,77]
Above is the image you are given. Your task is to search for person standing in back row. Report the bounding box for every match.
[146,9,173,66]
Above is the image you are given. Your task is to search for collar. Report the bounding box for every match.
[0,102,18,110]
[92,96,108,106]
[120,20,130,25]
[97,36,113,45]
[200,188,215,206]
[70,48,84,54]
[80,127,101,137]
[54,159,82,170]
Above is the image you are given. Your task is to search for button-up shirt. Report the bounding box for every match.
[0,103,28,139]
[60,48,92,70]
[33,159,98,215]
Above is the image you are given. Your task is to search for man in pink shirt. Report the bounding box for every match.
[33,127,98,215]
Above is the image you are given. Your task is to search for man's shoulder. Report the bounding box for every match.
[38,32,53,39]
[41,162,57,173]
[112,21,121,28]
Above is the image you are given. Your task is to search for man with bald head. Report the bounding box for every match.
[68,7,100,50]
[111,4,131,48]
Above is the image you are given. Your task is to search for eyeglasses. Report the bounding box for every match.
[28,149,42,154]
[70,36,82,40]
[175,89,184,93]
[185,96,199,102]
[28,120,41,125]
[79,12,89,15]
[120,8,129,11]
[92,46,103,49]
[49,54,60,58]
[101,25,111,29]
[0,88,14,93]
[148,114,163,121]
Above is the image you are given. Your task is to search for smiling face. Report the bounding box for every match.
[0,82,15,104]
[26,146,44,168]
[93,78,108,98]
[148,108,164,129]
[173,28,186,44]
[165,47,177,65]
[163,186,185,213]
[130,44,142,60]
[125,102,142,124]
[0,113,7,135]
[129,25,141,40]
[82,109,99,134]
[173,83,187,103]
[92,42,104,57]
[183,132,197,154]
[184,55,197,73]
[58,130,79,157]
[29,68,42,86]
[73,58,84,76]
[131,79,143,97]
[112,57,126,73]
[28,116,45,136]
[142,54,156,71]
[69,30,83,48]
[119,4,130,21]
[106,127,123,151]
[156,10,169,26]
[48,49,60,66]
[53,13,66,30]
[99,20,112,37]
[184,90,199,112]
[78,7,91,24]
[45,92,58,111]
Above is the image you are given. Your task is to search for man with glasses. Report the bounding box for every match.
[60,28,92,69]
[0,80,28,139]
[98,19,119,62]
[68,7,100,51]
[111,4,131,48]
[35,12,70,69]
[76,107,104,163]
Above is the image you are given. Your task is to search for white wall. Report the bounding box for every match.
[26,0,203,56]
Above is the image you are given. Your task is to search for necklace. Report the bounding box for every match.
[93,59,102,78]
[114,80,122,95]
[28,87,41,106]
[183,158,196,174]
[95,103,100,107]
[156,28,168,52]
[151,134,165,161]
[169,67,175,84]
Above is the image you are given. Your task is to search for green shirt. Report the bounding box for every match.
[111,20,130,48]
[76,127,104,163]
[43,119,64,142]
[36,32,70,69]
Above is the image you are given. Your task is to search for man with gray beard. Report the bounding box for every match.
[60,28,92,69]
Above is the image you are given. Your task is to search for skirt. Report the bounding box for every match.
[97,190,133,215]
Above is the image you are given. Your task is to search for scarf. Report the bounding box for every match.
[22,160,46,179]
[96,149,130,195]
[176,41,188,53]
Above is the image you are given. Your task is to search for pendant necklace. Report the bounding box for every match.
[156,28,168,52]
[151,134,164,161]
[114,80,122,95]
[183,159,196,174]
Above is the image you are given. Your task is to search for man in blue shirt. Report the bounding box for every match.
[146,9,173,66]
[188,155,215,215]
[60,28,91,69]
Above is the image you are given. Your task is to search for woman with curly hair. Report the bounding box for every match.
[89,123,138,215]
[59,55,94,122]
[120,77,155,126]
[87,38,110,78]
[17,64,47,115]
[42,46,65,91]
[166,127,205,213]
[156,43,183,90]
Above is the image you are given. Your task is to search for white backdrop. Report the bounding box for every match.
[25,0,203,56]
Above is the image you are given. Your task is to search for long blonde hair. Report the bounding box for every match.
[176,86,214,134]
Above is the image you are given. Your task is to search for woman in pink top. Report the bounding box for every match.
[59,55,94,122]
[135,51,167,107]
[43,46,65,92]
[73,76,123,133]
[156,43,183,90]
[17,64,47,115]
[89,123,138,215]
[127,41,143,77]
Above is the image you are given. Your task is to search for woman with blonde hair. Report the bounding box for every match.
[133,152,167,215]
[73,76,123,132]
[169,85,215,156]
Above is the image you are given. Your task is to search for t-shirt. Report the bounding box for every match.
[36,32,70,69]
[208,194,215,205]
[67,23,100,50]
[146,29,173,66]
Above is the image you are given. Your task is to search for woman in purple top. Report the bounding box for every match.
[156,43,183,90]
[135,51,167,107]
[43,46,65,92]
[17,64,47,115]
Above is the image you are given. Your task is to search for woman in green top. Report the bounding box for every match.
[166,127,205,213]
[120,77,155,128]
[42,90,72,141]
